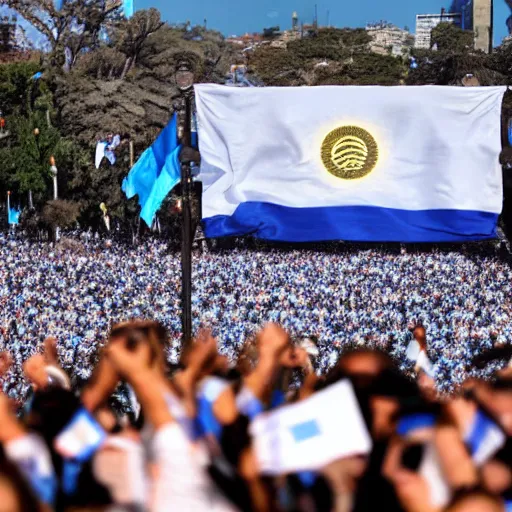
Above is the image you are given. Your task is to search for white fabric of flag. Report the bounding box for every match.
[195,84,504,243]
[250,379,372,474]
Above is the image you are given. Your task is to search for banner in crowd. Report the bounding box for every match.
[195,84,505,242]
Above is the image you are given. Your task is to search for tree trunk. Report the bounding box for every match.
[120,56,132,80]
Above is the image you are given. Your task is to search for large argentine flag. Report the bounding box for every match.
[195,84,505,242]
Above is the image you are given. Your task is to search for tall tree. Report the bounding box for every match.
[113,8,164,79]
[4,0,120,71]
[430,22,473,52]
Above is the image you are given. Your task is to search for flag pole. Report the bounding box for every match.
[7,191,10,226]
[176,61,194,348]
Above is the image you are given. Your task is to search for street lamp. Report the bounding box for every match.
[50,155,58,200]
[176,60,194,348]
[49,155,59,241]
[28,128,41,209]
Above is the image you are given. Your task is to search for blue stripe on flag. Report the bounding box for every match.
[397,413,436,436]
[122,113,180,226]
[466,409,498,456]
[140,146,181,227]
[203,203,498,243]
[290,420,321,442]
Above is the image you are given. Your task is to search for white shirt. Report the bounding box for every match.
[151,423,237,512]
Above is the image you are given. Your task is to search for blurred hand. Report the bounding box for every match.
[298,373,320,400]
[279,346,309,369]
[43,336,59,365]
[23,354,48,390]
[0,352,12,377]
[383,437,438,512]
[105,337,155,380]
[0,392,14,423]
[186,329,218,373]
[258,323,289,362]
[392,469,436,512]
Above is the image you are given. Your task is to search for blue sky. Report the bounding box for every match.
[138,0,511,45]
[1,1,509,47]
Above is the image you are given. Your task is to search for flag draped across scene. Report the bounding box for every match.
[195,84,505,242]
[122,113,181,227]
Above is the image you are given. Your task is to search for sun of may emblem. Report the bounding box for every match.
[321,126,379,180]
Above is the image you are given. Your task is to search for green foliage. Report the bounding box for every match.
[249,28,401,86]
[316,53,405,85]
[0,60,43,115]
[0,110,71,202]
[430,23,473,53]
[287,28,370,61]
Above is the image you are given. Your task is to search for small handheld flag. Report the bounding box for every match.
[8,207,21,225]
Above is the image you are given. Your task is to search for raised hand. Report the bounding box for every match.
[279,346,310,370]
[43,337,59,366]
[104,337,155,381]
[185,328,218,375]
[23,354,48,391]
[257,323,290,362]
[0,352,12,378]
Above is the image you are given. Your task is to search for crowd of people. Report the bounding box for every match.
[0,232,510,511]
[1,233,511,401]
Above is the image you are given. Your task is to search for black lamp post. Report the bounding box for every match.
[175,61,194,348]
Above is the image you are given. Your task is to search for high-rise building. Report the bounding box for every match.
[449,0,474,30]
[415,11,461,49]
[473,0,492,52]
[449,0,492,52]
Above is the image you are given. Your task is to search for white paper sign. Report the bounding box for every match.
[250,379,372,474]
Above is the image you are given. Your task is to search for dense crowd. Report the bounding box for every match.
[1,233,511,401]
[0,233,510,511]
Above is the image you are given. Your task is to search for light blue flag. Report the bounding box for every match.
[122,113,181,225]
[8,207,21,225]
[140,145,181,227]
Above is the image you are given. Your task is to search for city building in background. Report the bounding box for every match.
[449,0,493,52]
[472,0,493,52]
[449,0,474,30]
[366,21,414,56]
[228,11,320,51]
[415,10,461,49]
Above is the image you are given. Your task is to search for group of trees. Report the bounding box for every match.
[246,23,512,88]
[0,1,234,233]
[2,2,512,234]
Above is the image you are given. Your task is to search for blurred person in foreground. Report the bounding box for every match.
[0,320,507,512]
